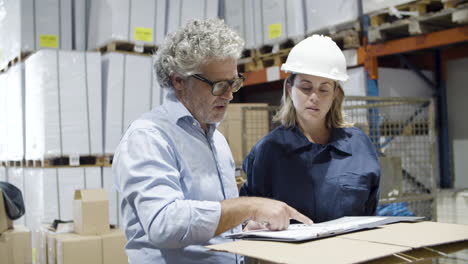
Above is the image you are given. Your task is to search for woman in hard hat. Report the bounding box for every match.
[240,35,380,225]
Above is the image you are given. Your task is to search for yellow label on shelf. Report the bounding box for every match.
[39,34,59,48]
[32,248,36,262]
[134,27,153,42]
[268,23,282,40]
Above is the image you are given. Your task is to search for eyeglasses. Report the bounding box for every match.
[191,73,245,96]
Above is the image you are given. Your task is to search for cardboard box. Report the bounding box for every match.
[208,221,468,264]
[101,229,127,264]
[47,229,127,264]
[218,103,269,165]
[55,233,102,264]
[0,226,32,264]
[73,189,110,236]
[0,190,13,234]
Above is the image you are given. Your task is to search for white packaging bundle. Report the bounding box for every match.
[20,167,102,227]
[343,67,369,129]
[0,0,73,69]
[6,63,25,161]
[252,0,305,47]
[0,73,8,161]
[57,168,85,221]
[166,0,219,35]
[6,167,25,225]
[103,167,119,226]
[0,166,6,182]
[23,168,59,228]
[72,0,87,50]
[221,0,256,49]
[378,67,433,123]
[345,67,367,96]
[363,0,414,14]
[88,0,167,49]
[102,52,161,154]
[85,167,102,189]
[25,50,103,160]
[305,0,359,34]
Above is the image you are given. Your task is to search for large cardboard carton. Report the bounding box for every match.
[208,221,468,263]
[73,189,110,236]
[101,229,128,264]
[218,103,269,165]
[55,233,102,264]
[0,190,13,234]
[0,226,32,264]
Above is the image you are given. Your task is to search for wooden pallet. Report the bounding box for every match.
[25,155,108,168]
[369,0,467,27]
[238,48,290,72]
[369,3,468,43]
[308,20,361,49]
[0,52,32,73]
[97,41,157,55]
[1,160,24,167]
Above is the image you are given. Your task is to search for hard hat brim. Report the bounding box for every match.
[281,64,349,82]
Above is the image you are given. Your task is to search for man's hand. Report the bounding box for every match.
[248,197,313,231]
[215,197,313,235]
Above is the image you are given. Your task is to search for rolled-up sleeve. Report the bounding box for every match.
[113,128,221,248]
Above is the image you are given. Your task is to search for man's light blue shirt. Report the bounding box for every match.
[113,90,241,264]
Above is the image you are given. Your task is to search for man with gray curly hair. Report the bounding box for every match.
[113,19,312,264]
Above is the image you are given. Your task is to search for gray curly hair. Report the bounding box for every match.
[154,18,244,89]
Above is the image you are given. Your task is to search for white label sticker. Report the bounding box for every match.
[266,66,280,82]
[69,155,80,166]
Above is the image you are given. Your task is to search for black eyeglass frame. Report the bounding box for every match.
[191,73,245,96]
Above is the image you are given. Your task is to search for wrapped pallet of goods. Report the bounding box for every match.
[102,52,161,155]
[88,0,167,50]
[5,64,25,162]
[166,0,219,35]
[0,0,74,69]
[24,50,103,162]
[252,0,306,47]
[304,0,359,34]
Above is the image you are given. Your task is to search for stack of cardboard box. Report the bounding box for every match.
[218,103,270,165]
[0,190,33,264]
[40,189,127,264]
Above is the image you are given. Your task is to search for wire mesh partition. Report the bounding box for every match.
[240,96,437,220]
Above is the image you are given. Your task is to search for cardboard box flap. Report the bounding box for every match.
[74,189,108,201]
[341,221,468,248]
[207,237,410,264]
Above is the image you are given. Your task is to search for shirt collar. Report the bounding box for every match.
[285,126,352,155]
[162,89,217,136]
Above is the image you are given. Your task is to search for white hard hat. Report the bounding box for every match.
[281,35,349,82]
